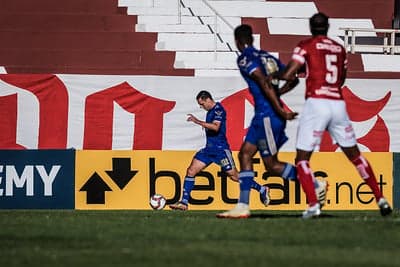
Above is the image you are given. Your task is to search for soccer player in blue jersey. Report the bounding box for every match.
[217,24,327,218]
[169,90,269,211]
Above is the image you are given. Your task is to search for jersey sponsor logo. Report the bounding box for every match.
[215,110,223,116]
[238,56,247,67]
[316,42,342,53]
[315,86,341,98]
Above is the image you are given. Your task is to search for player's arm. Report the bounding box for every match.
[274,71,299,96]
[250,68,298,120]
[187,114,221,131]
[339,57,348,87]
[280,59,303,84]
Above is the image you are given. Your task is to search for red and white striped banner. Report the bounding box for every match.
[0,74,398,151]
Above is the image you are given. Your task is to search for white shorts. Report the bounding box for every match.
[296,98,357,151]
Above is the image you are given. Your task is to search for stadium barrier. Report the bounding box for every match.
[341,27,400,54]
[0,150,397,211]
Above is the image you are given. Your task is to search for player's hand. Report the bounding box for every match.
[283,111,298,120]
[187,113,199,123]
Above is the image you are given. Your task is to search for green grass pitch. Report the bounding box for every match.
[1,210,400,267]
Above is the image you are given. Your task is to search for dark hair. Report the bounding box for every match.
[310,12,329,36]
[196,90,213,101]
[234,24,254,45]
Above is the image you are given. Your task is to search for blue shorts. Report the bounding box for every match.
[245,115,288,158]
[194,146,235,172]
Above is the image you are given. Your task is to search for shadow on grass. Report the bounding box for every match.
[248,213,336,219]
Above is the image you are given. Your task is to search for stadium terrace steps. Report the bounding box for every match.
[185,0,316,17]
[0,49,179,69]
[0,31,158,50]
[0,47,194,75]
[0,0,126,15]
[0,0,190,75]
[123,0,317,18]
[155,33,259,51]
[174,51,278,69]
[312,0,395,29]
[194,69,240,77]
[242,17,379,53]
[361,54,400,72]
[136,23,212,33]
[267,18,375,36]
[1,0,398,76]
[136,20,234,34]
[266,0,394,28]
[0,14,137,32]
[125,0,399,77]
[137,14,241,26]
[4,66,194,76]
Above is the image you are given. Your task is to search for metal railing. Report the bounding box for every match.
[340,27,400,55]
[177,0,237,59]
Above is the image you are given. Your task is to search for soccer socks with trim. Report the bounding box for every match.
[281,163,297,181]
[281,163,321,189]
[296,160,318,206]
[238,171,254,204]
[351,155,383,201]
[181,176,195,205]
[251,181,262,191]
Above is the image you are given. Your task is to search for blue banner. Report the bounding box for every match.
[0,150,75,209]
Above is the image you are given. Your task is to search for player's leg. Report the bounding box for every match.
[256,114,298,181]
[169,152,208,211]
[296,99,331,218]
[216,141,258,218]
[295,149,322,218]
[262,154,297,181]
[224,166,270,207]
[220,149,267,203]
[330,100,391,216]
[237,141,259,205]
[341,145,392,216]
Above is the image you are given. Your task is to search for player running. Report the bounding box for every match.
[280,12,392,218]
[169,90,270,211]
[217,24,327,218]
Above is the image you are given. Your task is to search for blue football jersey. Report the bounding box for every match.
[205,102,229,150]
[237,46,285,117]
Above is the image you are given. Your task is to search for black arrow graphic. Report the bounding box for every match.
[79,172,112,204]
[105,158,138,190]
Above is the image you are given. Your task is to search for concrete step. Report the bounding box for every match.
[0,49,178,69]
[4,65,194,76]
[174,51,278,69]
[0,14,137,32]
[0,31,158,50]
[155,33,259,51]
[0,0,124,14]
[137,15,240,26]
[136,23,211,33]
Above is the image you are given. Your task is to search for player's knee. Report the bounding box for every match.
[186,167,197,177]
[228,172,239,182]
[238,150,251,163]
[268,164,282,175]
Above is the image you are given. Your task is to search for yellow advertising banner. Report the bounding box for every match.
[75,151,393,211]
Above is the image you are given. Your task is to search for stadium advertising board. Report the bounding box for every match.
[0,150,75,209]
[0,74,399,152]
[75,150,393,210]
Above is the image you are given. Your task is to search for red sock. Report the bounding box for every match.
[296,160,318,206]
[351,155,383,201]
